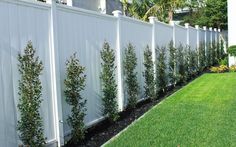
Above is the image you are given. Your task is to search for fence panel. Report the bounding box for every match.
[56,5,117,136]
[155,22,173,47]
[0,1,55,146]
[119,16,152,106]
[175,24,187,47]
[206,30,211,45]
[199,29,205,44]
[189,27,198,50]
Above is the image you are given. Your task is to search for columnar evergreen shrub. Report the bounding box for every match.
[176,44,187,84]
[216,41,220,60]
[206,43,212,67]
[143,45,155,100]
[212,41,217,64]
[123,43,139,109]
[100,41,119,121]
[220,39,225,58]
[189,48,198,78]
[156,46,167,94]
[64,53,86,143]
[168,41,177,86]
[198,42,206,72]
[185,47,191,80]
[17,41,45,146]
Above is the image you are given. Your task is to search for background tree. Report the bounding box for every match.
[64,53,86,143]
[128,0,185,22]
[17,41,45,146]
[100,41,119,121]
[123,43,139,109]
[156,46,167,95]
[158,0,185,22]
[183,0,227,29]
[143,45,155,100]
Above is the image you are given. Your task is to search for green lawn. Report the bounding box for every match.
[105,73,236,147]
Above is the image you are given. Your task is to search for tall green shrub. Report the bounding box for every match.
[64,53,86,143]
[216,41,220,60]
[17,41,45,146]
[176,44,187,84]
[143,45,155,100]
[100,41,119,121]
[220,39,225,58]
[123,43,139,109]
[185,47,191,80]
[168,41,177,86]
[206,43,212,67]
[212,41,217,65]
[188,48,198,78]
[156,46,167,94]
[198,42,206,72]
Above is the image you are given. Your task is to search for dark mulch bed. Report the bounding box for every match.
[65,73,203,147]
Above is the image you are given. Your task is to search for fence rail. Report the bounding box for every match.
[0,0,221,146]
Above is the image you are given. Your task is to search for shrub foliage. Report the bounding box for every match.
[100,41,119,121]
[123,43,139,109]
[168,41,177,86]
[143,45,155,100]
[176,44,187,84]
[64,53,86,143]
[17,41,45,146]
[156,46,167,94]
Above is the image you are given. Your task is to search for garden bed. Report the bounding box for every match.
[65,74,201,147]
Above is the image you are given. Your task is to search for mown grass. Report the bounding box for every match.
[105,73,236,147]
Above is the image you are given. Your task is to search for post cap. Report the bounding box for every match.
[148,16,157,24]
[195,25,199,29]
[209,27,213,31]
[169,21,175,26]
[203,26,207,30]
[185,23,189,28]
[112,10,122,17]
[218,28,221,32]
[214,28,217,31]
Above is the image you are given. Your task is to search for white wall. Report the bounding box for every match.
[0,0,219,146]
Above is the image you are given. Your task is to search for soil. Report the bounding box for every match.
[65,74,202,147]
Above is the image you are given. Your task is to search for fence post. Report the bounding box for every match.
[203,26,207,57]
[185,23,190,46]
[209,27,213,47]
[49,0,64,146]
[170,21,176,48]
[46,0,51,4]
[214,28,217,45]
[66,0,73,6]
[218,28,221,57]
[149,16,157,78]
[195,25,200,49]
[112,10,124,111]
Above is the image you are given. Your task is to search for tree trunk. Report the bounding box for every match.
[168,10,173,22]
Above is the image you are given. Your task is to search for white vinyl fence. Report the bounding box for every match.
[0,0,221,146]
